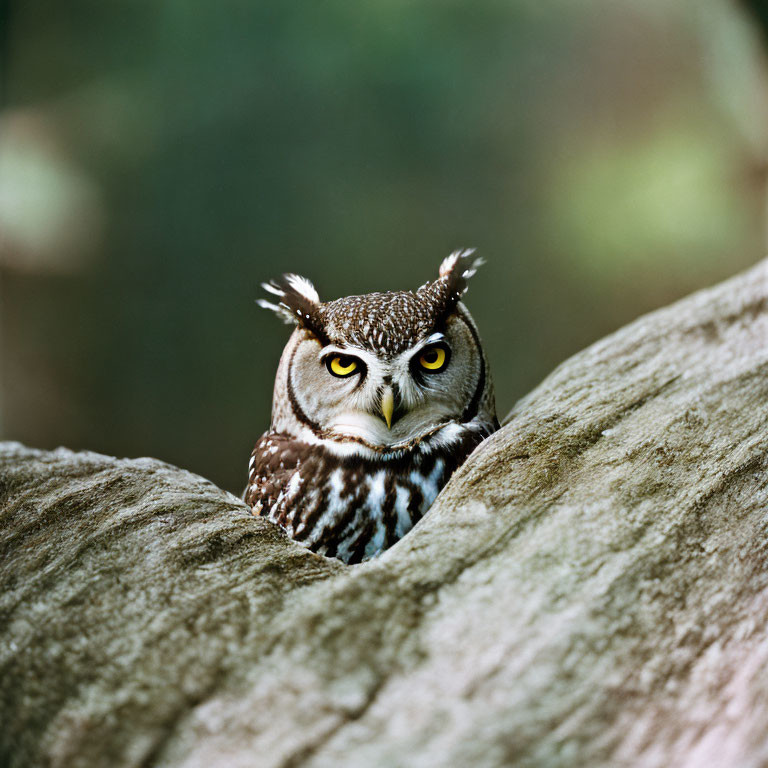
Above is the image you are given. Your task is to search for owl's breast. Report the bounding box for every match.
[245,424,489,564]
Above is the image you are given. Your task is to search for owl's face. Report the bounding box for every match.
[260,250,496,454]
[284,313,484,448]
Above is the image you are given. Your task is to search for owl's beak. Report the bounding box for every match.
[381,387,395,430]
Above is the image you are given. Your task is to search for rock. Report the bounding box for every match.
[1,258,767,768]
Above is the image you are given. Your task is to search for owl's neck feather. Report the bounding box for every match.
[283,419,489,461]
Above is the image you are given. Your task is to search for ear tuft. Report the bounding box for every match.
[416,249,484,327]
[258,273,327,340]
[283,273,320,305]
[438,248,484,299]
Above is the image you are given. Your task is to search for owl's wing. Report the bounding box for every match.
[245,432,302,516]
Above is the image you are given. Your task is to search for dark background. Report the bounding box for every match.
[1,0,767,493]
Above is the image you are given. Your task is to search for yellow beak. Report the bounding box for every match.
[381,387,394,430]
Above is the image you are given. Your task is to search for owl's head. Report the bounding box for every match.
[259,250,497,455]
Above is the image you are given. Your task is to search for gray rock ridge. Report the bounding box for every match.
[1,258,767,768]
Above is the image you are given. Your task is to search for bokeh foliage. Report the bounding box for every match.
[1,0,766,491]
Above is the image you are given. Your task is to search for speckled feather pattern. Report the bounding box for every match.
[247,250,498,563]
[322,290,449,355]
[245,425,491,564]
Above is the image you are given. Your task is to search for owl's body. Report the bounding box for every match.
[246,423,489,563]
[246,251,498,564]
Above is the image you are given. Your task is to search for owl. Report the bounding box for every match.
[245,250,498,564]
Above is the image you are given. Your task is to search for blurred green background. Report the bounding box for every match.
[1,0,767,493]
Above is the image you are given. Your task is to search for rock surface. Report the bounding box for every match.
[1,259,767,768]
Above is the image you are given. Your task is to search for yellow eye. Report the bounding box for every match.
[419,345,448,372]
[327,354,360,377]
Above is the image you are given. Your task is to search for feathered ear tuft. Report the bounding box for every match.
[438,248,484,300]
[416,249,484,327]
[257,273,327,341]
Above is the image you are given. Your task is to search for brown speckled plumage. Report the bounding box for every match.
[245,427,489,564]
[247,250,498,563]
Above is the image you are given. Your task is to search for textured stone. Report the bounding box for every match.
[1,259,767,767]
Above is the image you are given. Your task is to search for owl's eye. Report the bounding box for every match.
[326,354,362,378]
[418,344,450,373]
